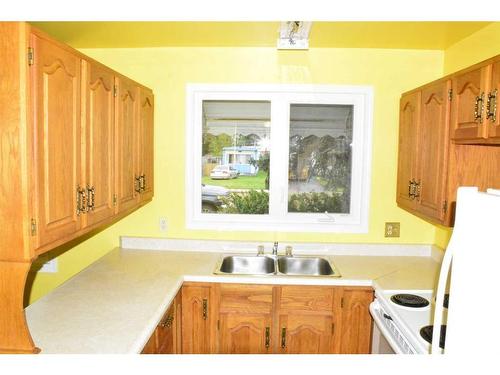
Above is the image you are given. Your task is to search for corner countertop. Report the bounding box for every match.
[25,247,442,354]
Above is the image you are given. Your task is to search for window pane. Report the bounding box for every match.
[201,100,271,214]
[288,104,353,214]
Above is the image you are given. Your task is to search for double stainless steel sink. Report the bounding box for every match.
[214,255,340,277]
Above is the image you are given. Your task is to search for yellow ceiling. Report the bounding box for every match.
[31,21,492,50]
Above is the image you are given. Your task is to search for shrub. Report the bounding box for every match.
[288,192,347,213]
[220,190,269,214]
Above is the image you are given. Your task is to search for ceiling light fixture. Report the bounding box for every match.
[277,21,312,50]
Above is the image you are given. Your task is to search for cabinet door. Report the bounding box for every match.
[416,80,451,222]
[115,76,139,213]
[181,283,213,353]
[277,286,337,354]
[83,60,115,226]
[278,314,333,354]
[488,60,500,140]
[339,288,373,354]
[217,283,273,354]
[141,333,157,354]
[156,303,176,354]
[31,34,82,248]
[138,88,154,201]
[396,92,420,212]
[451,66,489,141]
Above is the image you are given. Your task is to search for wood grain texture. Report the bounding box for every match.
[181,283,214,354]
[83,59,115,227]
[138,88,154,201]
[114,76,139,214]
[278,314,334,354]
[416,79,451,222]
[339,288,373,354]
[0,261,39,353]
[450,65,489,141]
[0,22,33,262]
[488,59,500,140]
[396,91,420,212]
[31,32,82,248]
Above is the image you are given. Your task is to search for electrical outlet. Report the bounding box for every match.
[159,217,168,233]
[385,222,400,238]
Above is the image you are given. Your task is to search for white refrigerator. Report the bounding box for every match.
[433,186,500,355]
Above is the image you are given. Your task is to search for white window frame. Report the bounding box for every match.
[185,84,373,233]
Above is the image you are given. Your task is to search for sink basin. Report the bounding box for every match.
[215,255,276,275]
[277,256,336,276]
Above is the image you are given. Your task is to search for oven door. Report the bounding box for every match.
[369,299,412,354]
[371,313,396,354]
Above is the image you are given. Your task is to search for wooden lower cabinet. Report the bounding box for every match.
[339,288,374,354]
[145,283,373,355]
[141,291,181,354]
[217,283,273,354]
[181,283,214,354]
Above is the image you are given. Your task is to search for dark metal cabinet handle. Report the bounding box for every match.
[487,89,497,122]
[134,175,142,193]
[160,315,174,328]
[383,313,393,321]
[265,327,270,349]
[474,92,485,123]
[87,185,95,211]
[202,299,208,320]
[281,327,287,349]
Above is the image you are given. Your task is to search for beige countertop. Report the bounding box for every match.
[25,247,442,354]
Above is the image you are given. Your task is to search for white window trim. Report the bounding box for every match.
[185,84,373,233]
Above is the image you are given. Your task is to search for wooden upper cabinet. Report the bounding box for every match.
[396,91,420,212]
[138,88,154,201]
[114,76,140,214]
[217,284,273,354]
[277,286,337,354]
[450,65,488,141]
[339,288,373,354]
[181,283,213,354]
[83,60,115,227]
[488,60,500,139]
[31,33,82,249]
[416,80,451,222]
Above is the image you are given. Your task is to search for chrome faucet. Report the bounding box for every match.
[272,241,279,256]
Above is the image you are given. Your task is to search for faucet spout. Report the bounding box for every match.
[272,241,279,256]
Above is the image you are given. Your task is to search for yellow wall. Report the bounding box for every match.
[431,22,500,249]
[27,47,445,304]
[444,23,500,74]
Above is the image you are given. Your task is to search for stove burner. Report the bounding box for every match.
[420,325,446,349]
[390,294,430,308]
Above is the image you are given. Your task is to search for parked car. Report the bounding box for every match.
[201,184,229,212]
[210,165,239,180]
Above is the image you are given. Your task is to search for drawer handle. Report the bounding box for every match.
[202,299,208,320]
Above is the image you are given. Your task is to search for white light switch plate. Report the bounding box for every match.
[159,217,168,233]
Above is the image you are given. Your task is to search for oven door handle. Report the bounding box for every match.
[369,301,407,354]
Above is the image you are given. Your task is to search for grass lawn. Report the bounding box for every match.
[202,170,267,190]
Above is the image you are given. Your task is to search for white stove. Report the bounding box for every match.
[369,289,447,354]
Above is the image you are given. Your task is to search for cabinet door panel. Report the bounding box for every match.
[84,61,115,226]
[219,314,271,354]
[157,304,176,354]
[31,34,82,248]
[181,284,212,353]
[139,89,154,201]
[340,288,373,354]
[115,77,139,213]
[451,67,487,141]
[488,60,500,139]
[396,92,420,211]
[279,314,333,354]
[416,80,451,222]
